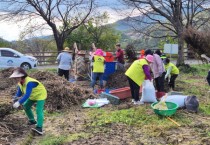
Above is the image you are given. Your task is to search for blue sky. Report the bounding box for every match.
[0,0,129,41]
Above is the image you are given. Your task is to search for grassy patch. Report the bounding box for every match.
[44,68,57,73]
[190,64,210,76]
[37,133,90,145]
[21,133,34,145]
[26,68,57,74]
[177,64,210,115]
[88,106,192,134]
[44,110,63,117]
[199,104,210,115]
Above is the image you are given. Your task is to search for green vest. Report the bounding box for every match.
[18,76,47,101]
[125,59,148,86]
[165,62,179,75]
[93,55,105,73]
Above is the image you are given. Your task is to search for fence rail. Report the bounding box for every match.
[29,49,192,65]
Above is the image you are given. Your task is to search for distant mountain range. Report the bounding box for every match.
[0,12,170,49]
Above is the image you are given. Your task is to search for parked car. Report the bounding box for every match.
[0,48,38,69]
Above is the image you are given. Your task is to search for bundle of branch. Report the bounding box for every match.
[2,70,96,112]
[0,115,27,144]
[106,71,129,89]
[30,71,96,112]
[0,122,13,144]
[0,68,16,91]
[183,27,210,58]
[0,95,13,118]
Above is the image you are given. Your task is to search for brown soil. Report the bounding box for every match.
[106,71,129,88]
[0,94,13,118]
[0,69,97,113]
[1,68,210,145]
[0,69,97,144]
[0,114,28,145]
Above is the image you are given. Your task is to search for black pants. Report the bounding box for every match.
[169,74,178,89]
[155,72,165,92]
[207,71,210,85]
[127,77,140,101]
[58,68,69,80]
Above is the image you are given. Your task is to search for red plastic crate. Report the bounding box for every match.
[104,52,114,62]
[109,87,131,99]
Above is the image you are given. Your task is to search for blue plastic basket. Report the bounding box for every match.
[103,62,116,81]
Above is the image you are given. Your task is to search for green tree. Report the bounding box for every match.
[158,36,178,49]
[0,38,11,47]
[0,0,94,52]
[66,12,121,51]
[123,0,210,65]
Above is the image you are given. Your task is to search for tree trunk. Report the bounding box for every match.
[51,26,64,53]
[54,36,64,53]
[176,35,185,66]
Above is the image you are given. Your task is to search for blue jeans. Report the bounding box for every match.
[91,73,104,89]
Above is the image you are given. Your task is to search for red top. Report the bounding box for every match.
[115,48,125,64]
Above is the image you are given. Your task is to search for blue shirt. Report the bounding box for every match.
[56,52,73,70]
[16,82,38,104]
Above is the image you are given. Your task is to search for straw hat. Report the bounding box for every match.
[116,43,121,47]
[62,47,70,52]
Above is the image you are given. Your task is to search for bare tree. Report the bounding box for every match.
[123,0,210,65]
[0,0,94,52]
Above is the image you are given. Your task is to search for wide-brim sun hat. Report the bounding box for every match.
[145,54,153,63]
[62,47,70,52]
[9,70,25,78]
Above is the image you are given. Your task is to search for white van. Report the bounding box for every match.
[0,48,38,69]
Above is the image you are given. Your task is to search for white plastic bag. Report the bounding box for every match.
[140,80,157,103]
[161,95,187,108]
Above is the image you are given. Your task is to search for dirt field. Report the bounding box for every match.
[1,65,210,145]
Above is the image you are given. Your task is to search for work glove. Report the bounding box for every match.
[13,101,20,108]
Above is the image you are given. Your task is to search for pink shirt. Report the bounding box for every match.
[151,54,165,78]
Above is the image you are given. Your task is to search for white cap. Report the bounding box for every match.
[9,70,25,78]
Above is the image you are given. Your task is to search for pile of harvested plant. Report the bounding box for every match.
[0,114,28,145]
[0,69,96,112]
[0,68,17,90]
[0,94,13,118]
[106,71,129,88]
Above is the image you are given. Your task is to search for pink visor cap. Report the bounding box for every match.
[145,55,153,63]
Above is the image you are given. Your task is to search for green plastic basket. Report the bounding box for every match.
[151,102,179,116]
